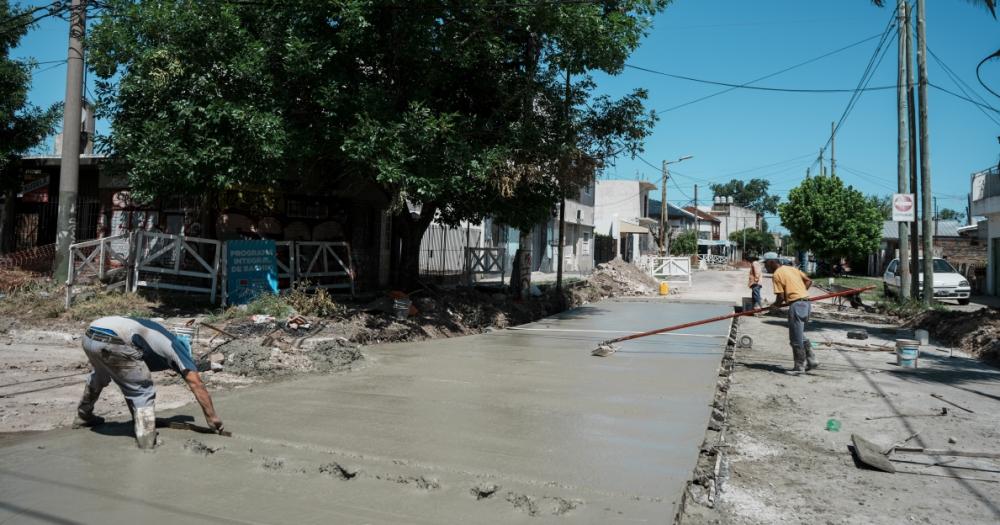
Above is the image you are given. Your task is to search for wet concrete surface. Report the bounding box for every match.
[0,299,732,524]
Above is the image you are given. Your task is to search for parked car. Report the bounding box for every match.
[882,258,971,305]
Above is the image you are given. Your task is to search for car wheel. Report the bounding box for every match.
[958,298,970,305]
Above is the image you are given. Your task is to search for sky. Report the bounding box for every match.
[10,1,1000,232]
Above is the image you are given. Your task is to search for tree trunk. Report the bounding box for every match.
[0,188,16,254]
[390,203,436,291]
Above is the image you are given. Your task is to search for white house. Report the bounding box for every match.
[970,164,1000,294]
[594,180,656,261]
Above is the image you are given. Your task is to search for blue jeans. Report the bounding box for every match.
[751,284,762,309]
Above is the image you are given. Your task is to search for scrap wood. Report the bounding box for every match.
[865,408,948,420]
[893,447,1000,459]
[819,340,893,352]
[931,393,975,414]
[200,321,238,340]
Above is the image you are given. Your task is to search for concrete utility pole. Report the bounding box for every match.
[916,0,934,305]
[896,0,911,300]
[53,0,87,282]
[556,69,570,293]
[905,5,920,299]
[660,160,668,256]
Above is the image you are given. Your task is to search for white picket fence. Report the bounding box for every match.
[647,256,692,287]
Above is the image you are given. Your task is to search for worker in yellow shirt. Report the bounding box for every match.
[762,253,817,373]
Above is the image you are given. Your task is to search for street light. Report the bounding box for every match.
[660,155,694,257]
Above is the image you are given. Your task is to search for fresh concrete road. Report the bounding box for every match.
[0,299,733,524]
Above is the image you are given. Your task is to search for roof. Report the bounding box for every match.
[647,199,697,220]
[683,206,721,223]
[881,220,963,240]
[618,220,650,234]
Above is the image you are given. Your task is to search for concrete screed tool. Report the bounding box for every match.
[591,286,875,357]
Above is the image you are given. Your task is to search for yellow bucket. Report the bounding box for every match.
[659,281,670,295]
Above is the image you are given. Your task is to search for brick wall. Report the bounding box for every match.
[934,237,987,267]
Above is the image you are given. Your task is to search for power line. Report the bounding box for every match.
[651,32,888,114]
[811,7,899,172]
[929,83,1000,115]
[626,63,895,94]
[928,46,1000,126]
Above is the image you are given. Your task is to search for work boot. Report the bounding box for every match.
[133,406,158,450]
[790,345,806,373]
[804,340,819,371]
[73,384,104,428]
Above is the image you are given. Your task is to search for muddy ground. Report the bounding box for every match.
[0,258,659,432]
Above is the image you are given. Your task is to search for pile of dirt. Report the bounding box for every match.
[913,308,1000,363]
[565,258,659,305]
[215,337,364,377]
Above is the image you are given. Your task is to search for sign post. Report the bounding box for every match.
[892,193,915,222]
[225,239,279,305]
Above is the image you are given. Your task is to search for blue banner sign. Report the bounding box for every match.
[226,240,278,305]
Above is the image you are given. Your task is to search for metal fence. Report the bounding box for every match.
[419,223,483,284]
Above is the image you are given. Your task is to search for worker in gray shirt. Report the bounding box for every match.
[74,316,224,448]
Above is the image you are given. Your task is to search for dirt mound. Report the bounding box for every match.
[216,337,364,377]
[565,258,659,306]
[913,308,1000,363]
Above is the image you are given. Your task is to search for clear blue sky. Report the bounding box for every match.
[12,1,1000,232]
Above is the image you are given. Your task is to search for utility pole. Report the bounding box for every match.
[830,121,836,177]
[905,4,920,300]
[916,0,934,305]
[694,184,699,249]
[660,160,668,256]
[819,149,826,177]
[896,0,911,300]
[556,69,570,293]
[53,0,87,282]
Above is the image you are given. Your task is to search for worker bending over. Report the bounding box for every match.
[763,253,817,373]
[74,316,223,448]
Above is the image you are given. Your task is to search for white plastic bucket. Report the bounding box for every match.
[896,339,920,368]
[914,329,929,345]
[393,299,412,321]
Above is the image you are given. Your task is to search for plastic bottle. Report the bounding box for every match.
[826,418,841,432]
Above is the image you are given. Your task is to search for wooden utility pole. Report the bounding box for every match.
[830,122,836,177]
[693,184,699,247]
[819,149,826,177]
[53,0,87,282]
[896,0,911,300]
[905,4,920,299]
[916,0,934,305]
[660,159,668,256]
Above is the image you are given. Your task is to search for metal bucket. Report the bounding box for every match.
[896,339,920,368]
[393,298,412,321]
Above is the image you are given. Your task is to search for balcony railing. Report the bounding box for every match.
[971,166,1000,202]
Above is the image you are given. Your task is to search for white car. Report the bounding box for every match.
[883,258,971,305]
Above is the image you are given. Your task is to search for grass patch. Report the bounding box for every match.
[66,291,156,321]
[875,298,947,318]
[208,284,345,322]
[825,275,885,303]
[0,280,64,319]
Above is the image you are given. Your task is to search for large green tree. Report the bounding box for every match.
[0,0,61,253]
[90,0,666,288]
[729,227,776,257]
[937,208,964,222]
[779,174,882,263]
[709,178,781,216]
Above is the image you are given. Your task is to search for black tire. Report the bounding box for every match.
[958,298,970,305]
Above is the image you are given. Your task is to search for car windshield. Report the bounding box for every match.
[913,259,957,273]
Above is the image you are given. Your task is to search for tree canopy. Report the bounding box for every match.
[1,0,60,190]
[730,227,776,257]
[779,174,882,262]
[90,0,667,286]
[709,178,781,215]
[937,208,964,222]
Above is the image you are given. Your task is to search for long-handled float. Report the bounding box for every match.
[591,286,875,357]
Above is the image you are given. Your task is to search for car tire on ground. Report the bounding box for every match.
[958,298,970,305]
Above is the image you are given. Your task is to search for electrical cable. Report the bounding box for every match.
[650,32,889,114]
[977,49,1000,100]
[626,64,895,93]
[928,47,1000,126]
[929,83,1000,115]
